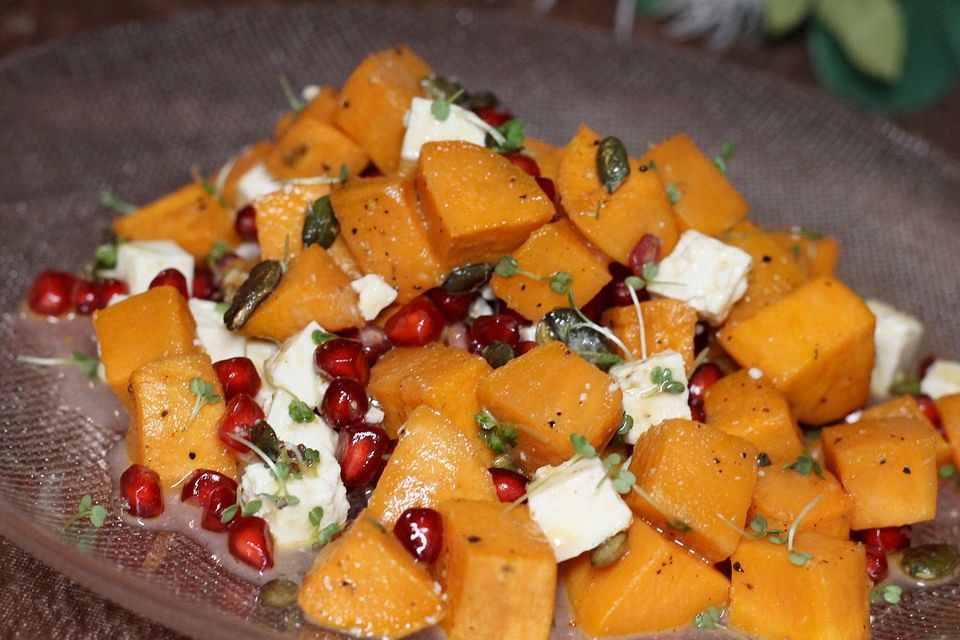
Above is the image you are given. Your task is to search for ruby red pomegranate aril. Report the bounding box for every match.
[192,265,220,301]
[180,469,239,507]
[119,463,165,518]
[917,354,936,379]
[688,362,724,416]
[96,278,128,307]
[393,507,444,564]
[218,394,266,452]
[340,326,394,365]
[337,424,390,488]
[470,313,520,349]
[627,234,662,276]
[535,177,557,205]
[321,377,369,429]
[866,549,889,584]
[213,357,262,401]
[503,152,541,178]
[474,105,512,127]
[488,467,528,503]
[149,268,189,299]
[234,204,258,242]
[516,340,538,356]
[201,485,238,533]
[72,280,100,315]
[384,298,445,347]
[314,338,370,386]
[858,526,911,553]
[914,394,942,429]
[27,270,77,316]
[427,288,475,324]
[228,515,274,570]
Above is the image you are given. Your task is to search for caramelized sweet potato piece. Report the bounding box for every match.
[253,184,330,262]
[769,229,840,278]
[749,465,854,540]
[937,394,960,467]
[601,300,698,369]
[219,140,273,208]
[862,396,952,465]
[523,137,563,181]
[266,117,369,180]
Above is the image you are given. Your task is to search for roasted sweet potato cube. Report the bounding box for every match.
[368,345,492,444]
[821,417,938,528]
[433,499,556,640]
[112,183,239,258]
[626,419,758,562]
[476,341,623,471]
[219,140,273,208]
[275,85,338,139]
[253,184,331,262]
[750,465,854,540]
[523,138,563,181]
[330,176,443,302]
[559,125,679,263]
[565,518,729,636]
[937,394,960,467]
[640,134,748,236]
[265,117,369,180]
[489,219,611,322]
[366,406,497,525]
[601,300,698,370]
[299,512,445,638]
[770,230,840,278]
[416,141,555,268]
[719,277,875,425]
[334,46,432,174]
[703,369,804,463]
[93,287,200,405]
[862,396,952,465]
[241,244,361,341]
[127,353,236,488]
[729,533,871,640]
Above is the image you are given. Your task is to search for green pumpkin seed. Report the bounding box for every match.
[535,308,581,344]
[899,543,959,581]
[597,136,630,194]
[302,196,339,249]
[259,579,300,608]
[590,530,628,568]
[491,453,519,471]
[482,341,515,369]
[223,260,283,330]
[442,262,494,293]
[251,420,281,462]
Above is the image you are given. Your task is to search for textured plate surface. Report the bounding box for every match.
[1,2,959,639]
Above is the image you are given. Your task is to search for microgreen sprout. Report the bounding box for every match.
[890,377,922,396]
[786,494,824,566]
[612,413,634,444]
[281,235,291,274]
[713,140,736,174]
[650,366,686,394]
[665,182,682,205]
[494,256,572,295]
[870,584,903,605]
[312,329,337,346]
[430,87,465,121]
[309,506,342,548]
[486,118,525,153]
[93,237,121,270]
[62,494,107,533]
[220,496,263,524]
[784,454,824,478]
[288,398,314,423]
[279,74,305,112]
[693,606,723,629]
[339,163,349,183]
[599,453,636,494]
[191,165,228,208]
[206,239,230,268]
[475,411,519,454]
[99,188,136,214]
[229,432,301,510]
[17,352,101,380]
[188,377,221,422]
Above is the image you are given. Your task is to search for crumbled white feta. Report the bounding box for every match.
[468,296,494,320]
[527,457,633,562]
[188,299,246,363]
[350,274,398,321]
[264,389,339,454]
[921,360,960,400]
[365,398,385,425]
[866,299,924,398]
[301,85,321,102]
[265,322,328,408]
[245,339,279,383]
[234,242,261,261]
[235,163,282,207]
[647,230,752,325]
[609,350,691,443]
[519,324,538,343]
[400,97,493,163]
[114,240,194,296]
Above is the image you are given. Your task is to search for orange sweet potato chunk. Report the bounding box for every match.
[565,518,729,636]
[112,183,239,258]
[254,184,331,262]
[477,341,623,471]
[241,245,361,340]
[719,277,875,425]
[265,117,369,180]
[334,45,432,174]
[862,396,952,466]
[93,287,199,406]
[220,140,273,208]
[703,369,804,463]
[127,353,236,488]
[626,419,758,563]
[558,125,679,263]
[523,138,563,181]
[749,465,854,540]
[284,85,339,134]
[489,219,611,322]
[330,176,443,302]
[433,499,556,640]
[937,394,960,467]
[769,230,840,278]
[601,300,698,369]
[640,133,749,236]
[729,533,871,640]
[299,513,445,638]
[366,406,497,525]
[821,417,938,528]
[416,141,555,268]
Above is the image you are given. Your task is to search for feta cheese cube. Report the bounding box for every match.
[527,457,633,562]
[400,97,492,163]
[866,299,924,398]
[647,230,752,325]
[921,360,960,400]
[265,389,339,454]
[468,296,494,320]
[265,322,328,408]
[609,350,691,444]
[114,240,195,296]
[519,324,537,343]
[365,398,385,425]
[350,274,398,321]
[301,84,321,102]
[188,299,247,363]
[235,162,282,207]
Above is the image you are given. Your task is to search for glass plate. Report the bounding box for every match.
[0,3,958,639]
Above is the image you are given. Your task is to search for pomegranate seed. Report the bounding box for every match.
[180,469,238,507]
[579,291,609,322]
[517,340,538,356]
[72,280,100,315]
[355,326,393,365]
[393,507,444,563]
[914,394,942,429]
[149,268,189,299]
[27,270,76,316]
[488,467,528,502]
[917,354,936,379]
[337,424,390,488]
[119,464,164,518]
[535,177,557,204]
[858,526,911,553]
[384,298,445,347]
[470,313,520,349]
[201,485,238,533]
[427,288,475,323]
[213,357,262,400]
[503,152,541,177]
[314,338,369,386]
[234,204,258,242]
[866,549,889,584]
[96,278,128,307]
[693,321,712,355]
[218,394,265,452]
[474,105,512,127]
[321,378,369,428]
[627,234,662,276]
[228,515,274,570]
[192,265,220,301]
[688,362,724,417]
[689,403,706,423]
